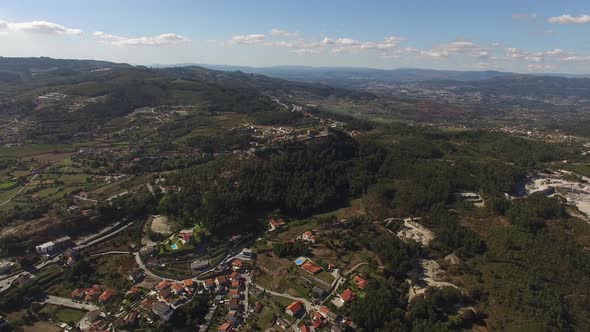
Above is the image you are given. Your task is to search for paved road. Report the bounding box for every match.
[345,262,368,275]
[0,174,38,207]
[133,253,183,282]
[89,251,131,258]
[44,295,99,311]
[76,221,134,250]
[247,275,313,309]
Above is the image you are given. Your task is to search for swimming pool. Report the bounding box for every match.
[171,243,179,250]
[294,257,306,265]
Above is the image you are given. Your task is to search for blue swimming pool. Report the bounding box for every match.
[171,243,179,250]
[295,257,306,265]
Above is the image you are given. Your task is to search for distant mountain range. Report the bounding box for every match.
[150,63,590,87]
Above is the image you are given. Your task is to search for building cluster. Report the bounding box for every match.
[204,258,248,332]
[35,236,72,255]
[70,285,116,304]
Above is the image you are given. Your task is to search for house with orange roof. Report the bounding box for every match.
[299,231,318,243]
[70,288,84,299]
[98,289,115,303]
[231,258,243,271]
[354,275,368,289]
[85,287,101,301]
[155,280,171,291]
[301,261,322,275]
[126,286,140,298]
[204,278,215,289]
[171,283,184,294]
[215,275,228,286]
[340,288,356,303]
[269,218,286,231]
[183,279,194,288]
[218,322,233,332]
[285,301,305,316]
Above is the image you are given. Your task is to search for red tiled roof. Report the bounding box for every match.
[286,301,303,314]
[172,283,184,292]
[299,325,311,332]
[155,280,171,290]
[354,276,368,289]
[301,261,322,274]
[319,306,331,315]
[98,289,115,303]
[183,279,194,287]
[341,288,356,302]
[70,288,84,299]
[218,322,233,332]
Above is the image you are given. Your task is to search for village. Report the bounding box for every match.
[0,211,377,332]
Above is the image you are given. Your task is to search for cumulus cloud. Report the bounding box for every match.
[560,55,590,62]
[228,34,266,45]
[464,62,501,70]
[548,14,590,24]
[512,13,537,21]
[218,28,590,72]
[93,31,188,46]
[421,40,488,59]
[331,36,405,53]
[0,19,82,35]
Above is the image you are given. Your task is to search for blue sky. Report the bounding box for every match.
[1,0,590,73]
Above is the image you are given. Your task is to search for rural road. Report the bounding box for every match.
[345,262,368,275]
[247,275,313,309]
[43,295,99,311]
[76,221,135,249]
[0,174,38,207]
[133,253,183,282]
[89,251,131,258]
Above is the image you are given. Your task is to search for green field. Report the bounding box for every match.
[0,180,18,190]
[40,305,85,324]
[55,308,86,323]
[0,144,74,158]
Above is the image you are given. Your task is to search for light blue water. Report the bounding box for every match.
[171,243,179,250]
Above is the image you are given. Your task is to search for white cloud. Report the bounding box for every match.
[548,14,590,24]
[421,40,488,59]
[0,19,82,35]
[228,34,265,45]
[94,31,188,46]
[270,28,298,37]
[291,48,321,55]
[512,13,537,21]
[560,56,590,62]
[331,36,404,54]
[464,62,501,70]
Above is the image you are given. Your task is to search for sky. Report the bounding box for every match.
[1,0,590,73]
